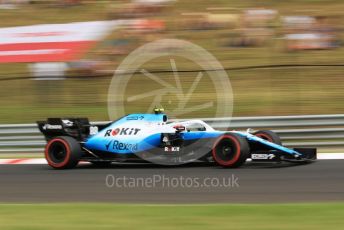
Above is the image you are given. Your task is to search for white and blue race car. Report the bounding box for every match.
[38,110,316,169]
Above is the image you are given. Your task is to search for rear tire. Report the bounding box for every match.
[212,133,250,168]
[253,130,281,145]
[45,136,82,169]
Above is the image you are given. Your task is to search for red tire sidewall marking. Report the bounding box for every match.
[212,135,241,166]
[255,133,273,142]
[45,138,71,168]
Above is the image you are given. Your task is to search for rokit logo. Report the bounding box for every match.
[164,146,180,152]
[104,128,141,137]
[106,140,138,152]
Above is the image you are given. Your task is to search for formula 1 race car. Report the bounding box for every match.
[37,110,317,169]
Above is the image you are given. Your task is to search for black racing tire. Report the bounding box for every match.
[253,130,282,145]
[212,133,250,168]
[45,136,82,169]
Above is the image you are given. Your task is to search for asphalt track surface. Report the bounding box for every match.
[0,160,343,203]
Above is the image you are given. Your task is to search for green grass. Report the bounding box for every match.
[1,66,344,123]
[0,203,343,230]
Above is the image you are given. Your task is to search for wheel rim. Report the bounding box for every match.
[216,139,237,162]
[48,141,67,164]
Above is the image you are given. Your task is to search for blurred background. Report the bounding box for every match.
[1,3,344,227]
[0,0,343,123]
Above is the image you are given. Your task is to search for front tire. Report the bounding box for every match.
[212,133,250,168]
[253,130,281,145]
[45,136,82,169]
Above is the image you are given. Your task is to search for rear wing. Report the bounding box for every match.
[37,118,99,141]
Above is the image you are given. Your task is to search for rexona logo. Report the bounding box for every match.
[106,140,138,152]
[104,128,141,137]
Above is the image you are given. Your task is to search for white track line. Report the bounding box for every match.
[0,159,47,164]
[0,153,343,164]
[317,153,344,160]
